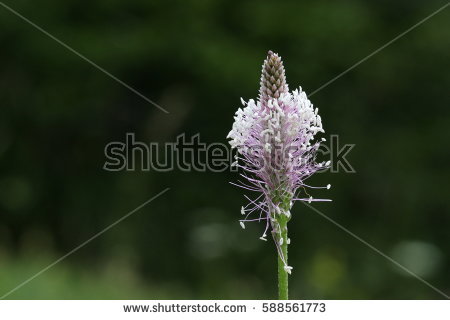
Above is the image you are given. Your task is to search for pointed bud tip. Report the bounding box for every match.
[267,50,280,59]
[260,50,288,104]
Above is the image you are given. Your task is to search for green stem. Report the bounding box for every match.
[271,185,292,299]
[277,217,289,300]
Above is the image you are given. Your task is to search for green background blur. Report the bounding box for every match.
[0,0,449,299]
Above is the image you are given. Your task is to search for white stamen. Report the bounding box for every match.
[287,238,291,244]
[240,206,245,215]
[327,184,331,189]
[308,196,312,203]
[284,265,293,274]
[260,128,274,137]
[240,222,245,229]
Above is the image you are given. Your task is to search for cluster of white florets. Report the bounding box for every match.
[227,51,331,274]
[227,87,324,156]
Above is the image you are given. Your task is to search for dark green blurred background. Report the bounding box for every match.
[0,0,449,299]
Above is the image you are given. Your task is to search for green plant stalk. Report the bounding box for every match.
[275,210,289,300]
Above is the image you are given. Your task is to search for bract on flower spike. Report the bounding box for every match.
[227,51,331,300]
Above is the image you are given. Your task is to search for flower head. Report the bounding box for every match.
[227,51,331,271]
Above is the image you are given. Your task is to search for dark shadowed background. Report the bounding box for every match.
[0,0,449,299]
